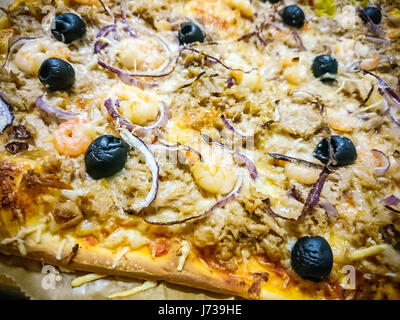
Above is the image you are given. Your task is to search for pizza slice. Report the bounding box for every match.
[0,0,400,300]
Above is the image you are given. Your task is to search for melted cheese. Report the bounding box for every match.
[112,246,130,269]
[108,281,158,299]
[71,273,107,287]
[177,240,191,272]
[348,244,388,261]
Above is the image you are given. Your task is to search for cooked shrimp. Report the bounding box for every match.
[53,119,94,157]
[109,84,160,125]
[360,53,379,71]
[14,38,70,76]
[185,0,243,39]
[191,161,236,194]
[285,162,320,185]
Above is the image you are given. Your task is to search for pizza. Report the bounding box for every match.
[0,0,399,300]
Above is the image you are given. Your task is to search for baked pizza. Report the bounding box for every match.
[0,0,399,300]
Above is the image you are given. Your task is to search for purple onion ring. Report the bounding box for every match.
[104,98,168,133]
[35,96,79,120]
[143,176,243,225]
[371,149,390,176]
[120,129,159,213]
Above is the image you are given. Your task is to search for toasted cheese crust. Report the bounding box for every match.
[1,0,400,300]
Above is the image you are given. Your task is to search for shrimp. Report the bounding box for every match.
[191,162,236,194]
[53,119,94,157]
[285,162,320,185]
[14,38,70,76]
[185,0,243,39]
[109,84,160,125]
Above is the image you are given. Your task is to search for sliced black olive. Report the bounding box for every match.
[313,135,357,167]
[262,0,280,3]
[85,135,129,179]
[38,58,75,91]
[291,236,333,282]
[311,55,338,81]
[51,13,86,44]
[360,6,382,25]
[281,5,306,29]
[178,22,205,45]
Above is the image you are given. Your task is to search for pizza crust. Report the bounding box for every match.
[0,238,273,299]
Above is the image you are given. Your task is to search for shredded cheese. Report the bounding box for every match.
[348,244,388,261]
[56,239,67,261]
[177,240,191,272]
[112,246,130,269]
[71,273,107,287]
[0,225,42,245]
[108,281,158,299]
[17,240,27,256]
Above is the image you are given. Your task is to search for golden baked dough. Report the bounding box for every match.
[0,0,399,299]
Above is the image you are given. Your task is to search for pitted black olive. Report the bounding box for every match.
[313,135,357,167]
[38,58,75,91]
[85,135,129,179]
[178,22,205,45]
[312,55,338,81]
[291,236,333,282]
[51,13,86,44]
[281,5,306,29]
[360,6,382,25]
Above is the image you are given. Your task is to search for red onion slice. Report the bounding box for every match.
[292,31,307,51]
[97,60,156,89]
[383,194,400,206]
[150,142,203,162]
[319,199,338,218]
[364,36,391,44]
[268,153,325,170]
[3,37,40,67]
[35,96,79,120]
[383,194,400,214]
[362,69,400,126]
[120,0,138,38]
[0,93,14,134]
[221,115,254,139]
[299,166,330,219]
[358,7,386,37]
[94,3,175,80]
[201,134,258,179]
[263,198,296,221]
[143,175,243,225]
[104,98,168,133]
[371,149,390,176]
[94,24,116,54]
[120,129,159,213]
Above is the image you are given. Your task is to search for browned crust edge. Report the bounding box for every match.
[0,240,258,299]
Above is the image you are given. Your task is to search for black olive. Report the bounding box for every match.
[360,7,382,25]
[85,135,129,179]
[281,5,306,29]
[178,22,205,45]
[313,135,357,167]
[262,0,280,3]
[51,13,86,44]
[38,58,75,91]
[291,236,333,282]
[311,55,338,81]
